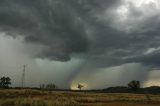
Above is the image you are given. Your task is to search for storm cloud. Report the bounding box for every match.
[1,0,160,89]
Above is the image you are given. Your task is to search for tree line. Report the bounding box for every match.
[78,80,140,92]
[0,76,140,92]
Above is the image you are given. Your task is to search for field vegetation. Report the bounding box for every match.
[0,89,160,106]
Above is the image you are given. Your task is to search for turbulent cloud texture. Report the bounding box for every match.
[1,0,160,88]
[0,0,159,66]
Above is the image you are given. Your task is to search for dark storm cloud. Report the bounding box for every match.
[126,51,160,67]
[0,0,91,61]
[0,0,160,67]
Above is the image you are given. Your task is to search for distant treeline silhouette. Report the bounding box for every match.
[1,77,160,95]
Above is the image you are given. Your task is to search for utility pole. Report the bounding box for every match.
[21,65,26,88]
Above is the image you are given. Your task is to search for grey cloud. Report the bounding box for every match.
[0,0,160,68]
[126,51,160,67]
[0,0,90,61]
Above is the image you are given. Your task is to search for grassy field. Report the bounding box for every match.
[0,89,160,106]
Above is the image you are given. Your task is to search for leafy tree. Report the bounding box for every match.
[5,77,11,86]
[46,83,57,90]
[0,77,6,88]
[128,80,140,92]
[77,84,84,90]
[0,77,11,88]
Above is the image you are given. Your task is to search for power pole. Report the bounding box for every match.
[21,65,26,88]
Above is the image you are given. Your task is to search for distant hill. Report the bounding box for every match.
[102,86,130,93]
[12,86,160,94]
[142,86,160,94]
[102,86,160,94]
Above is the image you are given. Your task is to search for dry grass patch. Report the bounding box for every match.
[0,90,160,106]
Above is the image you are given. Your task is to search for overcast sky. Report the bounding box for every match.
[0,0,160,89]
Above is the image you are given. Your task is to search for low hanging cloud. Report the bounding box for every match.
[0,0,160,69]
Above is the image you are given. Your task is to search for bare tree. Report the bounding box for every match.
[77,84,84,90]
